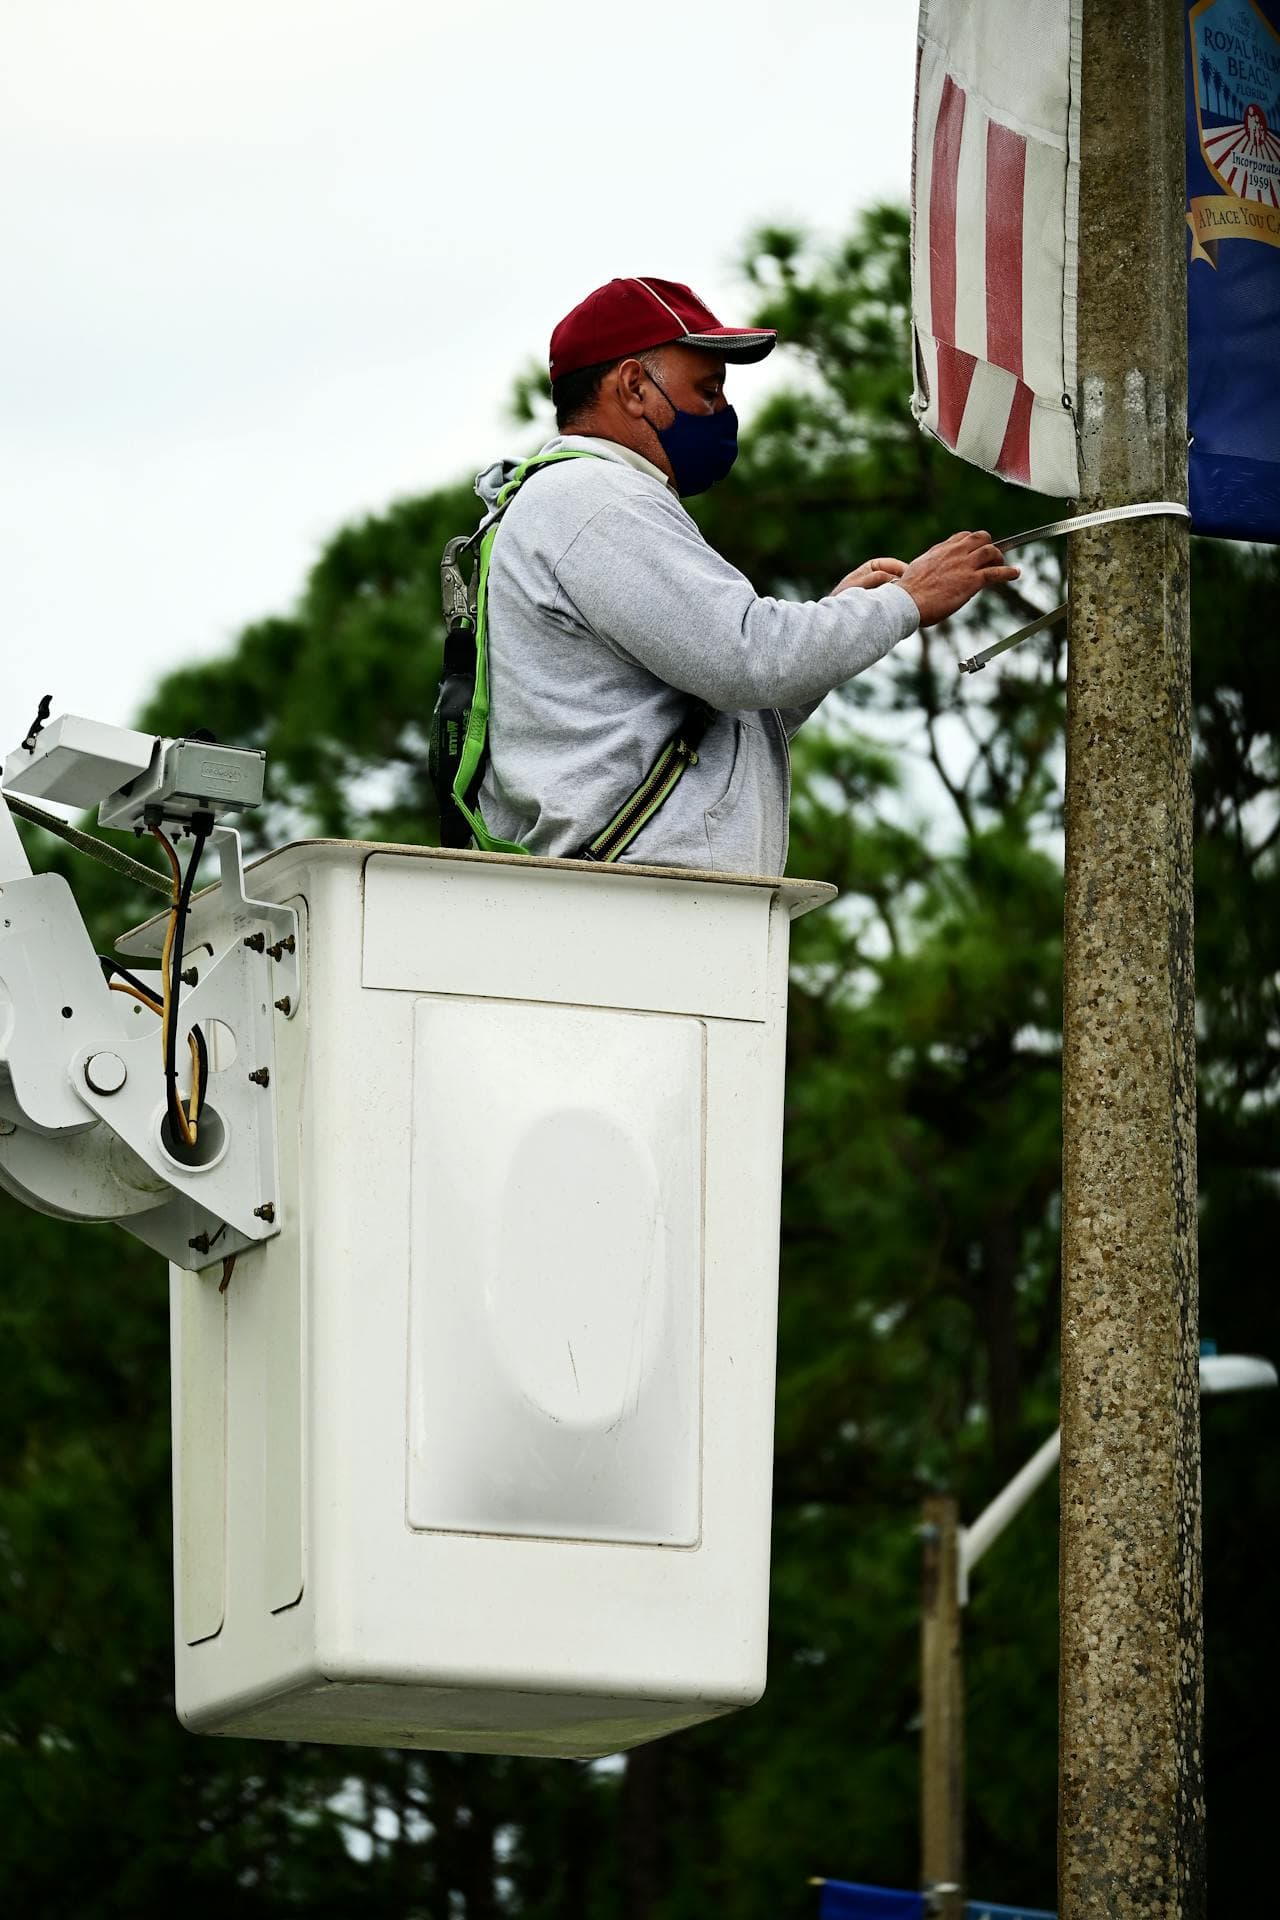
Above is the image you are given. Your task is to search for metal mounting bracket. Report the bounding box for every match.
[0,825,303,1270]
[116,826,300,1016]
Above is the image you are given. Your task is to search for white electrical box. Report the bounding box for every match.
[153,841,832,1759]
[3,713,157,809]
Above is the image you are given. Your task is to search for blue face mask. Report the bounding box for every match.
[643,371,739,497]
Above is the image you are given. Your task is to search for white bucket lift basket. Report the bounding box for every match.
[142,841,832,1759]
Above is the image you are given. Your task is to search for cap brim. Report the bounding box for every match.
[683,328,777,364]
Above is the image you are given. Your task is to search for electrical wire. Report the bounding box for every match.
[168,821,210,1146]
[108,981,206,1124]
[99,955,164,1002]
[150,827,192,1148]
[190,1026,208,1129]
[187,1029,203,1133]
[150,824,210,1152]
[107,858,210,1145]
[109,979,162,1015]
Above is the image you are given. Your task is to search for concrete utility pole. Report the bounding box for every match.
[1060,3,1202,1917]
[920,1495,963,1920]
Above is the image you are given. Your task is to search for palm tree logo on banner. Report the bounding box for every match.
[1203,94,1280,201]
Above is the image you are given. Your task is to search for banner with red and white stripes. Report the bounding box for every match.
[911,0,1083,496]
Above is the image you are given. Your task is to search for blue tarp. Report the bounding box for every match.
[1184,0,1280,542]
[814,1882,1055,1920]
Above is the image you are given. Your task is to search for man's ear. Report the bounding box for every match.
[614,356,653,417]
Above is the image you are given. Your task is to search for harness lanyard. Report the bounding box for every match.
[450,450,713,863]
[957,500,1192,673]
[577,698,714,863]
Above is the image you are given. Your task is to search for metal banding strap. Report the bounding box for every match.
[995,499,1193,553]
[958,500,1192,673]
[2,790,172,895]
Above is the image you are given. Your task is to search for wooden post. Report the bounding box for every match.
[920,1495,964,1920]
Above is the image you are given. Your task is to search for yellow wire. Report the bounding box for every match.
[108,980,200,1137]
[109,896,202,1140]
[109,979,162,1015]
[150,824,181,895]
[187,1032,202,1141]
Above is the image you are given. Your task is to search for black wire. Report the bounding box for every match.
[190,1022,209,1121]
[97,935,204,1129]
[98,954,163,1004]
[164,822,211,1159]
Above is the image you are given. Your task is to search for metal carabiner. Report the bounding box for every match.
[440,536,477,630]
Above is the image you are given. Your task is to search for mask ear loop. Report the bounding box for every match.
[957,501,1191,673]
[639,366,680,440]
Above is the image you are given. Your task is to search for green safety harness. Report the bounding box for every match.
[428,449,713,861]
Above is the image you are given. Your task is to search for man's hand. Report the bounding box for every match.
[832,556,909,594]
[897,531,1020,626]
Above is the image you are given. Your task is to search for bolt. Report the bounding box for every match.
[274,996,291,1015]
[0,1119,16,1138]
[84,1052,127,1096]
[243,932,266,952]
[247,1067,270,1087]
[188,1232,212,1254]
[181,966,199,986]
[267,935,295,961]
[253,1202,276,1224]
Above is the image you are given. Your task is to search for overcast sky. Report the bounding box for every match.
[1,1,917,744]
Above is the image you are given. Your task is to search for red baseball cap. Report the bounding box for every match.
[549,276,777,381]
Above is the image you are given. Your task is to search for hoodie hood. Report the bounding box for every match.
[473,457,519,512]
[473,436,672,515]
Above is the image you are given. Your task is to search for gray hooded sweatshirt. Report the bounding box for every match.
[475,434,920,875]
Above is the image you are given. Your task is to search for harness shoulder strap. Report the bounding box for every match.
[450,451,599,855]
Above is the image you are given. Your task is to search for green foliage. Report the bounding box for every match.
[3,202,1277,1916]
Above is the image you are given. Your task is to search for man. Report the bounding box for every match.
[474,276,1018,874]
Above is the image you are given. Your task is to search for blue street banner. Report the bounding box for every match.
[815,1882,924,1919]
[814,1881,1055,1920]
[965,1905,1056,1920]
[1185,0,1280,540]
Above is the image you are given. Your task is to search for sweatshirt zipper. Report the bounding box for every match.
[582,738,699,863]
